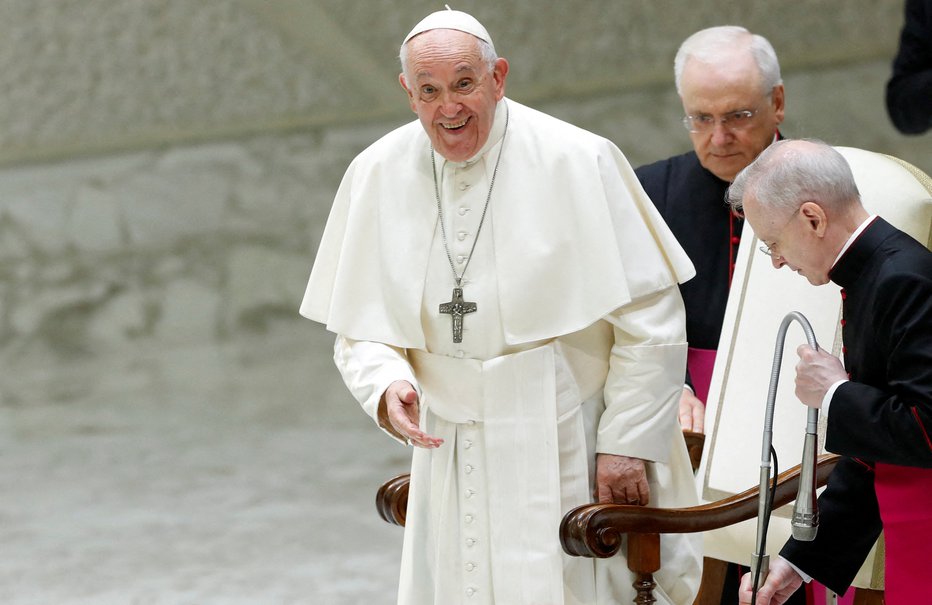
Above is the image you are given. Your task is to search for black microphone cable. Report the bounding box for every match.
[751,444,779,605]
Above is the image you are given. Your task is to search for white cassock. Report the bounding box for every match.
[301,99,702,605]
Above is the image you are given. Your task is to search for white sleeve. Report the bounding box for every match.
[332,335,419,441]
[597,286,688,464]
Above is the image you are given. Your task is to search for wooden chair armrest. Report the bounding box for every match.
[560,454,839,558]
[376,473,411,527]
[375,430,705,529]
[683,430,705,473]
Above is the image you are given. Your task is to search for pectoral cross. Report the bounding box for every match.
[439,286,477,343]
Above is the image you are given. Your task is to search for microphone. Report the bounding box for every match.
[791,407,820,541]
[751,311,821,602]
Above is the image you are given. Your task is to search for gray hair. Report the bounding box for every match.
[727,139,861,215]
[674,26,782,96]
[399,32,498,86]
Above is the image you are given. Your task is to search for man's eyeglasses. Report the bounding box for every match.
[757,207,801,258]
[682,108,760,134]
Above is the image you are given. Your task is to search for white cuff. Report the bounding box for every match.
[821,379,848,417]
[780,556,812,583]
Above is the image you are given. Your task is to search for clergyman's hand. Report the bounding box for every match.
[795,345,847,409]
[738,557,804,605]
[381,380,443,448]
[595,453,650,505]
[678,387,705,433]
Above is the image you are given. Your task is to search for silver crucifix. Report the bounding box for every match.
[439,287,477,343]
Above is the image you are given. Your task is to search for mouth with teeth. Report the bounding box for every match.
[440,118,469,130]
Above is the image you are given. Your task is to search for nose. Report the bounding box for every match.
[771,254,786,269]
[710,121,732,146]
[438,90,462,117]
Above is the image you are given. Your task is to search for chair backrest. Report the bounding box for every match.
[695,148,932,591]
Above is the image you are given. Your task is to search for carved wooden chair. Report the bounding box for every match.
[376,429,705,529]
[376,448,884,604]
[375,430,753,603]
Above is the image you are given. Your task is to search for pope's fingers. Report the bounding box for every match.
[388,412,443,448]
[406,432,444,448]
[384,384,444,448]
[397,386,419,405]
[637,480,651,506]
[386,381,418,405]
[392,415,443,448]
[595,482,613,504]
[615,478,649,506]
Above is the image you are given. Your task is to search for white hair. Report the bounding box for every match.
[674,26,783,96]
[727,139,861,215]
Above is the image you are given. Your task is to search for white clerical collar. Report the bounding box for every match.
[832,214,878,268]
[438,99,508,169]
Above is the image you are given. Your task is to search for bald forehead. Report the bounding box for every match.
[681,51,762,92]
[405,29,484,75]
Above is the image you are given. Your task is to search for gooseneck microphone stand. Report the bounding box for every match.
[751,311,821,604]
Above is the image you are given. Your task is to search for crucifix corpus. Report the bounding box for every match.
[439,286,477,343]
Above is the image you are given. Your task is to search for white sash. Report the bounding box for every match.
[402,341,605,605]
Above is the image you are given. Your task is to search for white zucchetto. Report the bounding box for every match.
[403,6,495,53]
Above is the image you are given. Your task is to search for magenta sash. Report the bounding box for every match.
[811,582,855,604]
[686,347,717,404]
[873,462,932,604]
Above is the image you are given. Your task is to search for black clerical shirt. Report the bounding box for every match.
[636,150,742,352]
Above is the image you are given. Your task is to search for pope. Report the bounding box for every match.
[300,8,702,604]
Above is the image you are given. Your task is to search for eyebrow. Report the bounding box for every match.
[692,107,751,117]
[415,63,479,81]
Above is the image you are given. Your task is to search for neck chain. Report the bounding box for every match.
[433,103,509,343]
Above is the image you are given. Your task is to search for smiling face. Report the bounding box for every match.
[399,29,508,163]
[680,54,785,182]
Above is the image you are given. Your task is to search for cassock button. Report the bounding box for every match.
[459,182,470,191]
[465,488,475,498]
[464,439,473,449]
[464,464,474,474]
[466,538,477,547]
[842,347,847,354]
[840,319,847,327]
[456,254,467,264]
[466,587,476,597]
[465,514,475,523]
[731,236,740,245]
[466,562,476,571]
[455,350,465,359]
[458,207,470,216]
[457,231,468,241]
[841,289,847,299]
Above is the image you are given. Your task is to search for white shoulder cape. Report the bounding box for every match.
[300,99,695,349]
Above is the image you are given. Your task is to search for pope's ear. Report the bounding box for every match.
[399,73,417,112]
[492,58,509,100]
